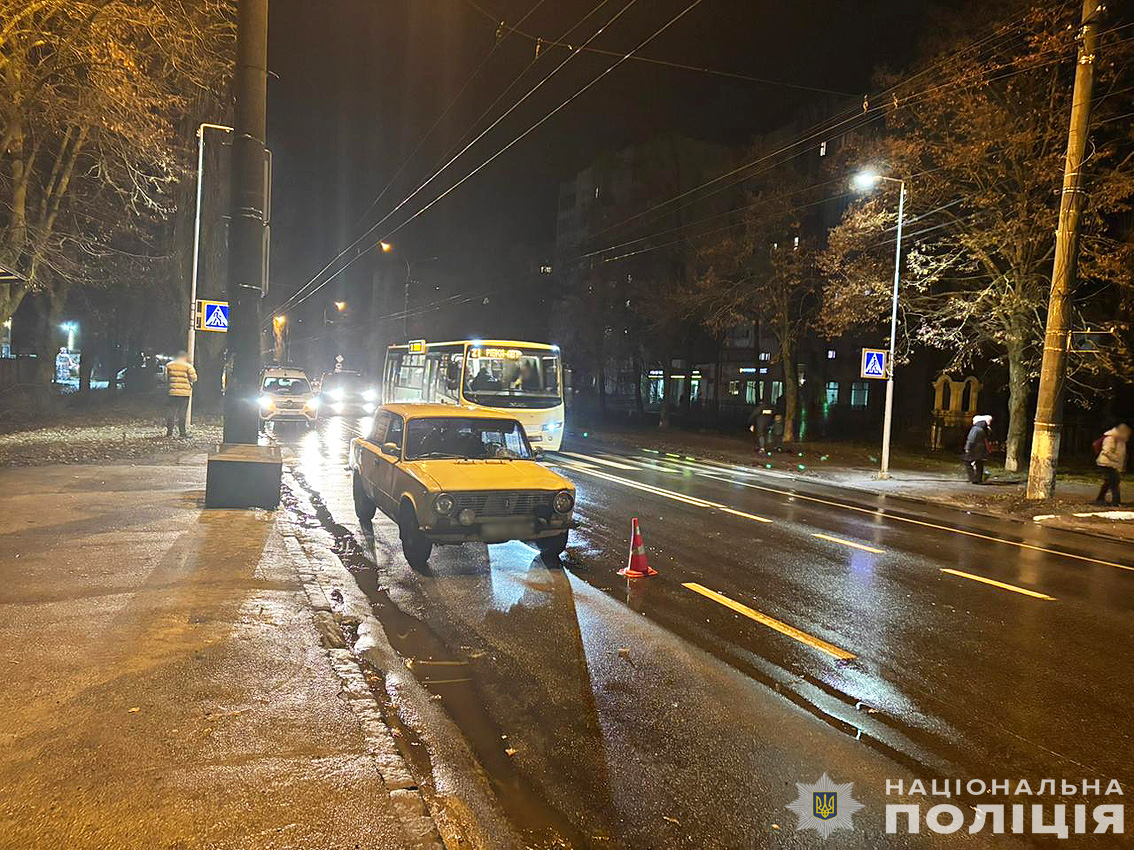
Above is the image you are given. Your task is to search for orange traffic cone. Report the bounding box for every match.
[618,517,657,578]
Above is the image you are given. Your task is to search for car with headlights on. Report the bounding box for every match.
[317,370,378,416]
[258,367,319,429]
[349,403,576,567]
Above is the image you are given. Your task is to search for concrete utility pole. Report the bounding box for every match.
[205,0,280,510]
[1026,0,1102,500]
[223,0,269,445]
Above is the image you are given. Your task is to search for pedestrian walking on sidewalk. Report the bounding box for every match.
[748,405,772,455]
[1094,423,1130,506]
[963,414,993,484]
[164,351,197,438]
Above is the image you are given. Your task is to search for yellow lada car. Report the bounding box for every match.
[349,404,577,567]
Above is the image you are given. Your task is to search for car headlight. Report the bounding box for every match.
[329,388,345,401]
[553,489,574,513]
[305,397,320,410]
[258,395,274,410]
[362,388,378,402]
[434,493,455,516]
[542,420,563,432]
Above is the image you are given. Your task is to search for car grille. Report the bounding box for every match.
[451,491,553,516]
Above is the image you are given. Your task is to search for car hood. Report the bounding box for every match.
[401,459,572,493]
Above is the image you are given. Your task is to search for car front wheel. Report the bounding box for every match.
[398,503,433,569]
[352,472,376,523]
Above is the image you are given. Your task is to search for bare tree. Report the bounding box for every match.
[819,1,1134,470]
[0,0,234,363]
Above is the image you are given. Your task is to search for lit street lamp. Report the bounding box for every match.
[851,169,906,480]
[324,300,347,325]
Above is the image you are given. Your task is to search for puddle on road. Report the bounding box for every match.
[284,473,584,850]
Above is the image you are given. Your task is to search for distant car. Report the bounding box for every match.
[258,366,318,428]
[348,403,576,567]
[318,370,378,416]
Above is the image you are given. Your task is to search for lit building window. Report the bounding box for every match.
[745,381,759,404]
[771,381,783,404]
[825,381,839,405]
[759,352,771,361]
[728,380,739,396]
[827,349,836,359]
[819,141,827,156]
[793,236,799,250]
[850,381,869,408]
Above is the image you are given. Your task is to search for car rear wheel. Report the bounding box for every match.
[352,472,376,523]
[536,531,569,559]
[398,503,433,569]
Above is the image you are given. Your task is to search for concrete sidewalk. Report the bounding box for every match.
[0,457,442,849]
[569,425,1134,543]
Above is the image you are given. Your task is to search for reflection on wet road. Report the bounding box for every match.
[280,418,1133,848]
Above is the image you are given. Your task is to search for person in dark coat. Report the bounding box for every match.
[963,414,993,484]
[748,405,772,455]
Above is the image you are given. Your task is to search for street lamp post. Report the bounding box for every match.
[852,171,906,480]
[187,123,233,427]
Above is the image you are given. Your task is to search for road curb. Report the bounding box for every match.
[279,474,521,850]
[280,525,446,850]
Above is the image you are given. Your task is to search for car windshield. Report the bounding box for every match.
[322,372,363,392]
[403,417,533,460]
[263,376,310,395]
[463,347,561,409]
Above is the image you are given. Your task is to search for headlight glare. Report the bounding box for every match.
[329,388,345,401]
[362,388,378,402]
[305,397,320,410]
[258,395,274,410]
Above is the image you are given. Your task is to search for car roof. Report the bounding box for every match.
[380,403,519,421]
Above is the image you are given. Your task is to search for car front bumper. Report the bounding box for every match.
[422,515,576,544]
[260,408,317,423]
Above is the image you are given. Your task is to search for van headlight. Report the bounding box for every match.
[542,420,563,433]
[305,397,320,410]
[434,493,455,516]
[329,388,345,401]
[553,490,574,513]
[258,395,274,410]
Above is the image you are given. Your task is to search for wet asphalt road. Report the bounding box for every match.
[282,417,1133,849]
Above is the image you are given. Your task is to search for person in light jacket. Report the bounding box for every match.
[164,351,198,438]
[1095,423,1130,507]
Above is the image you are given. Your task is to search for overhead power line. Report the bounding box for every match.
[271,0,637,324]
[462,0,859,97]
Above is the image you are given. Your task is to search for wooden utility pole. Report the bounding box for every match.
[223,0,269,444]
[1025,0,1102,500]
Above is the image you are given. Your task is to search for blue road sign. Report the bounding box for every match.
[196,299,229,333]
[861,348,887,379]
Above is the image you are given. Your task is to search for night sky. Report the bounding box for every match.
[265,0,945,326]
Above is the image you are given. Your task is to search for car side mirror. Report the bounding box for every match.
[382,441,400,457]
[532,448,544,460]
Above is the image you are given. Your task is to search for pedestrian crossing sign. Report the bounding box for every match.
[195,299,229,333]
[861,348,887,379]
